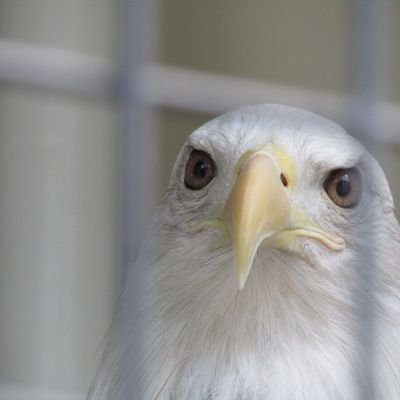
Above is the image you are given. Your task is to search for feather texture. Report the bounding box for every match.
[89,105,400,400]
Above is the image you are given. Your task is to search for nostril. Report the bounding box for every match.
[280,173,288,187]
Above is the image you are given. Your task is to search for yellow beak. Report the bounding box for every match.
[224,152,290,290]
[224,151,344,290]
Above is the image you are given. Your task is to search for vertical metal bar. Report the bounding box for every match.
[349,0,385,145]
[120,2,160,262]
[119,0,160,398]
[349,1,386,399]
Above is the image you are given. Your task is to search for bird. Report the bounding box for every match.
[89,104,400,400]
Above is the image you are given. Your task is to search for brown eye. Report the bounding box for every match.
[324,168,362,208]
[184,149,216,190]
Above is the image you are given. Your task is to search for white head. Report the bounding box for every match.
[126,104,399,399]
[161,103,394,287]
[92,104,400,400]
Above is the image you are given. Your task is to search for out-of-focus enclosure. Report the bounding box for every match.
[0,1,398,399]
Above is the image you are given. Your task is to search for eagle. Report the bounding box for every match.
[89,104,400,400]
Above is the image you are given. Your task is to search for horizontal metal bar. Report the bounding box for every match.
[137,64,400,146]
[0,39,398,145]
[0,39,116,96]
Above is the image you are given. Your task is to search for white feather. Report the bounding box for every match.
[89,104,400,400]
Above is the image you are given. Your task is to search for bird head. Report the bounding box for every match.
[90,104,400,400]
[160,105,394,294]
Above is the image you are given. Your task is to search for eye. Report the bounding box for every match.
[184,149,217,190]
[324,168,362,208]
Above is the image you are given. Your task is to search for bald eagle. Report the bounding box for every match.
[89,105,400,400]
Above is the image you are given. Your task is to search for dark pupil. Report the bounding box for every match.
[194,160,208,178]
[336,175,351,197]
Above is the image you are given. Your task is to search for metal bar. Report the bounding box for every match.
[0,39,116,97]
[137,64,400,145]
[0,39,399,145]
[118,0,160,399]
[0,40,400,144]
[349,1,387,399]
[119,0,159,269]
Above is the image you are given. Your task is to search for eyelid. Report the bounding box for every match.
[321,163,360,184]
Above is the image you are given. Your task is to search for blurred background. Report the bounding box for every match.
[0,1,398,399]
